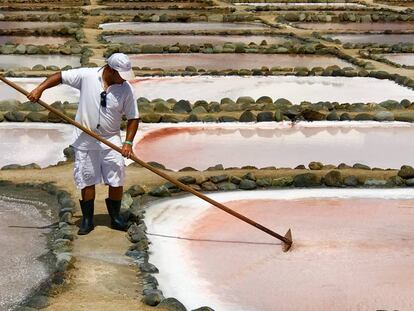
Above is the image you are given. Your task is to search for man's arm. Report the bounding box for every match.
[121,118,139,159]
[27,72,62,102]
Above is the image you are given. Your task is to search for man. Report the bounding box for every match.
[27,53,140,235]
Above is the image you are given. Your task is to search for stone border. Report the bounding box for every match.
[0,12,84,23]
[117,162,414,310]
[0,95,413,124]
[0,179,77,310]
[0,27,86,42]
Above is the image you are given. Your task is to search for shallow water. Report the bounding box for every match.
[0,77,79,103]
[0,55,81,70]
[0,123,72,168]
[99,22,270,31]
[0,21,77,30]
[130,76,414,103]
[236,2,366,6]
[145,189,414,311]
[135,122,414,170]
[295,22,414,31]
[0,195,52,310]
[128,54,352,70]
[327,33,414,44]
[381,53,414,66]
[0,35,69,45]
[104,34,291,45]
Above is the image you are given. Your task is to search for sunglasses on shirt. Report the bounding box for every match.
[100,91,107,108]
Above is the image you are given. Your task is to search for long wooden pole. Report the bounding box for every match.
[0,75,293,251]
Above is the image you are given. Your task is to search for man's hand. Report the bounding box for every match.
[121,143,134,159]
[27,87,43,102]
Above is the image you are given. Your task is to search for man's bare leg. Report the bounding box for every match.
[108,186,123,201]
[106,185,127,231]
[81,185,96,201]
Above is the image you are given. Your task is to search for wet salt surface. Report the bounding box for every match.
[3,76,413,104]
[0,194,53,310]
[294,22,414,31]
[128,53,352,70]
[145,189,414,311]
[134,122,414,170]
[0,36,69,45]
[381,53,414,66]
[130,76,414,103]
[103,34,291,45]
[326,33,414,44]
[0,77,79,103]
[99,22,270,31]
[0,54,81,70]
[0,21,77,30]
[0,123,72,168]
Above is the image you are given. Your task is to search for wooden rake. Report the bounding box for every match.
[0,75,293,252]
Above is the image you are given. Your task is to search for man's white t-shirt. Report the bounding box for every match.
[61,67,139,150]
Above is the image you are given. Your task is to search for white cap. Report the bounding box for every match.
[107,53,135,81]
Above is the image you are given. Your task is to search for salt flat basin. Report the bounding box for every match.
[129,76,414,103]
[128,54,352,70]
[381,53,414,66]
[0,195,53,310]
[294,22,414,31]
[134,122,414,170]
[0,35,70,45]
[0,123,72,168]
[236,2,366,6]
[103,34,291,45]
[145,189,414,311]
[0,77,79,103]
[0,55,81,70]
[99,22,270,32]
[326,33,414,44]
[0,21,77,30]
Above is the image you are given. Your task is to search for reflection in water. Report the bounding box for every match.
[0,55,81,70]
[135,123,414,170]
[145,190,414,311]
[328,33,414,44]
[128,54,352,70]
[99,22,270,31]
[130,76,414,103]
[0,124,73,168]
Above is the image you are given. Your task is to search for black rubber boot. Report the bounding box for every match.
[105,198,127,231]
[78,199,94,235]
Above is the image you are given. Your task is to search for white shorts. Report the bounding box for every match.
[73,148,125,189]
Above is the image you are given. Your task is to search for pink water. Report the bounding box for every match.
[185,198,414,311]
[145,190,414,311]
[128,53,352,70]
[134,123,414,170]
[294,22,414,31]
[104,34,291,45]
